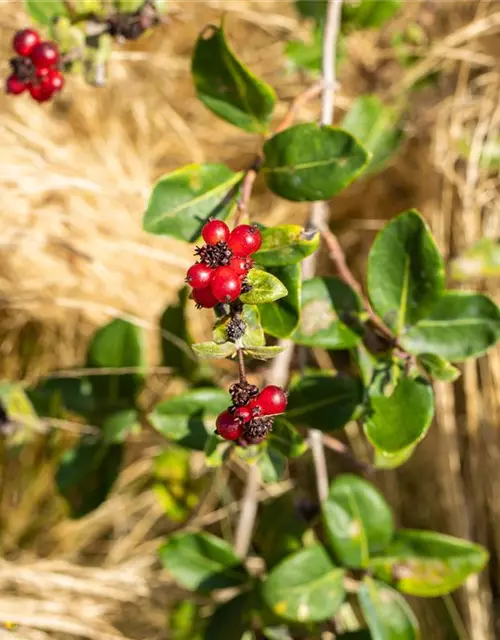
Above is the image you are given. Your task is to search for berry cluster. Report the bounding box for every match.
[216,382,288,446]
[6,29,63,103]
[186,220,262,308]
[107,0,160,40]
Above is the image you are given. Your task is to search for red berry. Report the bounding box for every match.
[45,68,64,92]
[216,411,243,441]
[31,42,59,69]
[202,219,230,245]
[230,256,253,278]
[228,225,262,257]
[6,74,27,95]
[29,82,54,103]
[186,263,213,289]
[233,406,252,424]
[256,385,287,416]
[211,266,241,303]
[13,29,40,57]
[192,286,219,308]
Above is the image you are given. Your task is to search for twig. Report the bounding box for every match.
[322,434,374,475]
[234,462,261,557]
[237,348,247,383]
[275,81,325,134]
[234,159,261,227]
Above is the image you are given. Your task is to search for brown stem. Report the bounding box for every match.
[274,80,325,134]
[234,160,260,228]
[237,348,246,384]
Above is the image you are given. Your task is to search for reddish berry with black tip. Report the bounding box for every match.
[6,75,27,95]
[228,225,262,257]
[29,82,54,103]
[230,256,253,278]
[186,263,213,289]
[202,219,230,245]
[216,410,243,441]
[31,42,59,69]
[256,385,287,416]
[13,29,40,57]
[192,286,219,309]
[211,266,241,303]
[233,406,252,424]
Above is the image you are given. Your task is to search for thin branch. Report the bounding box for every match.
[237,348,247,383]
[275,81,324,134]
[234,159,261,227]
[322,434,374,475]
[234,462,260,557]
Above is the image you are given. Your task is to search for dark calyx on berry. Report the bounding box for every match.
[211,266,241,303]
[194,241,232,269]
[202,219,230,245]
[228,224,262,257]
[229,381,259,407]
[230,256,253,278]
[245,415,274,440]
[107,0,160,40]
[240,278,252,295]
[9,56,35,82]
[226,316,247,342]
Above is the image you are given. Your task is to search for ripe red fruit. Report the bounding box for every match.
[13,29,40,57]
[216,411,243,441]
[186,263,213,289]
[233,406,252,424]
[230,256,253,278]
[29,82,54,103]
[31,42,59,69]
[192,285,219,308]
[45,69,64,92]
[6,75,27,95]
[211,266,241,303]
[202,219,230,245]
[256,385,287,416]
[228,225,262,257]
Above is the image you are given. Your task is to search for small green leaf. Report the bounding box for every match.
[287,371,362,432]
[374,445,416,470]
[159,532,250,593]
[205,593,250,640]
[342,0,402,30]
[153,448,202,523]
[170,601,204,640]
[27,376,95,419]
[204,433,231,467]
[342,96,404,174]
[292,277,362,349]
[323,474,394,569]
[244,346,286,360]
[192,342,238,359]
[451,238,500,280]
[367,210,445,334]
[260,265,301,339]
[358,578,419,640]
[192,24,276,133]
[254,225,320,266]
[285,28,323,74]
[240,269,288,305]
[149,388,229,450]
[25,0,69,25]
[268,418,307,458]
[263,544,345,622]
[160,287,200,381]
[364,375,434,453]
[262,124,370,202]
[259,448,287,484]
[101,409,140,443]
[401,291,500,361]
[369,529,489,597]
[214,305,264,348]
[418,353,461,382]
[143,164,243,242]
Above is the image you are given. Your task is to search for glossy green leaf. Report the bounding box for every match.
[342,0,402,30]
[25,0,69,25]
[260,265,301,339]
[205,593,250,640]
[323,474,394,568]
[268,418,307,458]
[263,544,345,622]
[102,409,140,443]
[240,269,288,305]
[192,24,276,133]
[244,346,286,360]
[364,375,434,453]
[149,388,229,450]
[367,210,445,334]
[86,318,146,409]
[292,277,362,349]
[358,578,419,640]
[287,371,362,432]
[192,341,237,360]
[418,353,460,382]
[402,291,500,361]
[254,225,320,267]
[161,287,200,381]
[374,445,416,470]
[451,238,500,280]
[342,96,404,174]
[262,124,370,202]
[143,164,242,242]
[27,376,95,419]
[214,305,264,348]
[259,448,287,484]
[369,529,489,597]
[160,532,250,593]
[56,436,123,518]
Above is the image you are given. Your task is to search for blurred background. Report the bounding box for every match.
[1,0,500,638]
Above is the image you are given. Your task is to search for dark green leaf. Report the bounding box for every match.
[268,418,307,458]
[287,371,362,432]
[86,318,146,410]
[102,409,140,443]
[149,388,229,450]
[451,238,500,280]
[285,30,323,74]
[364,375,434,453]
[214,305,264,347]
[263,544,345,622]
[401,291,500,361]
[369,529,489,597]
[418,353,460,382]
[358,578,419,640]
[244,346,286,360]
[204,433,231,467]
[161,287,200,381]
[260,265,301,339]
[205,593,250,640]
[240,269,288,305]
[262,123,370,202]
[56,436,123,518]
[192,24,276,133]
[159,532,250,593]
[337,633,372,640]
[292,277,362,349]
[27,376,95,418]
[143,164,242,242]
[25,0,69,25]
[367,210,445,334]
[323,474,394,568]
[193,342,238,360]
[342,96,404,175]
[254,225,320,267]
[294,0,327,23]
[342,0,402,30]
[259,448,287,484]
